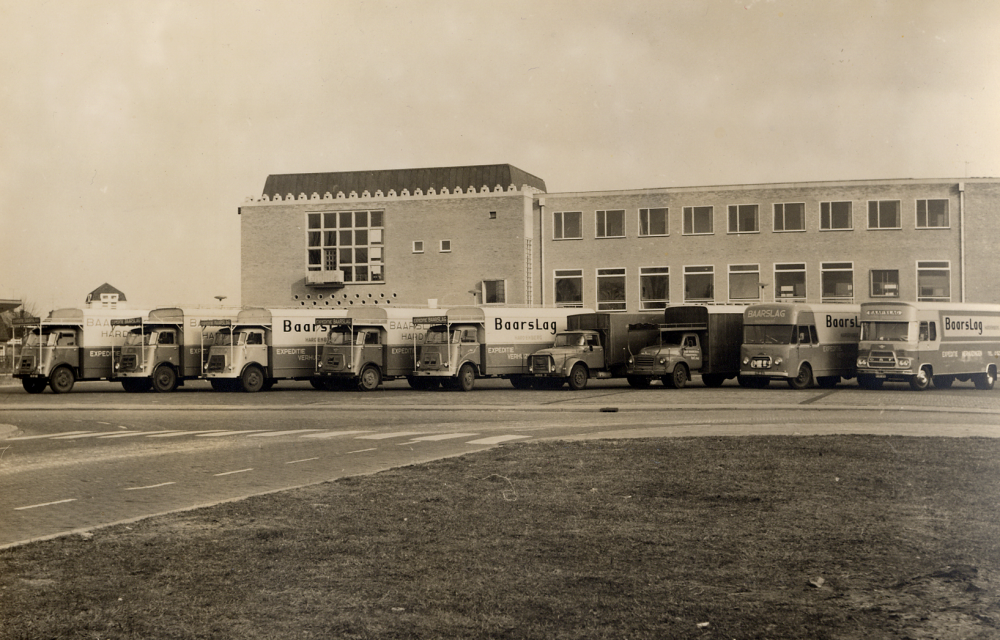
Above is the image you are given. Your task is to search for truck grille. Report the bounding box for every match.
[632,355,655,369]
[120,354,137,371]
[17,356,34,373]
[531,355,552,374]
[325,353,346,371]
[207,354,227,373]
[867,351,897,368]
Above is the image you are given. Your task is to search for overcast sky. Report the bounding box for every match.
[2,0,998,311]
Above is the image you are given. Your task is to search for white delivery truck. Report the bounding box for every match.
[740,303,861,389]
[202,308,347,392]
[856,301,1000,390]
[411,306,590,391]
[316,306,440,391]
[14,308,149,394]
[112,307,241,392]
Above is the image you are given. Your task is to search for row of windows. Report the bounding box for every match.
[552,199,950,239]
[553,261,953,311]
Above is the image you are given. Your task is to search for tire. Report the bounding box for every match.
[816,376,839,389]
[974,370,996,391]
[22,378,47,394]
[626,375,651,389]
[932,375,954,389]
[909,367,931,391]
[240,365,265,393]
[857,374,884,390]
[121,378,152,393]
[358,366,381,391]
[663,364,688,389]
[49,366,75,394]
[457,364,476,392]
[788,363,814,390]
[701,373,725,388]
[568,363,588,390]
[152,365,178,393]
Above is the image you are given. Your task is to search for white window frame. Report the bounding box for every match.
[870,269,899,298]
[440,240,451,253]
[412,241,424,254]
[638,207,668,237]
[821,262,854,302]
[596,267,627,311]
[595,210,626,239]
[727,204,759,234]
[553,269,584,308]
[867,200,901,230]
[683,265,715,303]
[820,201,853,231]
[773,203,806,232]
[553,211,583,240]
[917,261,951,302]
[916,199,950,229]
[682,206,714,235]
[639,266,670,309]
[728,264,761,301]
[774,263,806,301]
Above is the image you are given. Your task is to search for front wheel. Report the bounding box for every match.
[568,363,588,390]
[152,365,178,393]
[49,366,75,394]
[974,370,996,391]
[457,364,476,392]
[240,365,265,393]
[22,378,47,394]
[909,367,931,391]
[788,363,814,390]
[663,364,688,389]
[358,366,382,391]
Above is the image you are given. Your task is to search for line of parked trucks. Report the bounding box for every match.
[12,301,1000,394]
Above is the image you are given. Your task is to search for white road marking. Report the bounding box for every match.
[356,431,422,440]
[124,482,176,491]
[214,468,253,476]
[466,435,532,445]
[196,430,266,437]
[405,433,479,442]
[286,457,320,464]
[15,498,77,511]
[53,432,135,439]
[348,448,377,454]
[248,429,326,437]
[8,431,93,441]
[301,430,373,439]
[147,431,224,438]
[99,431,179,438]
[97,422,111,425]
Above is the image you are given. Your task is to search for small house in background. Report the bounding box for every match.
[85,283,128,309]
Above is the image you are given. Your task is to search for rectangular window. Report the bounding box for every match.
[596,268,627,311]
[554,269,584,307]
[868,200,901,229]
[306,210,385,283]
[412,241,424,253]
[682,206,714,235]
[775,263,806,300]
[916,199,949,228]
[596,210,625,238]
[728,204,759,234]
[729,264,760,301]
[773,203,805,232]
[820,201,853,230]
[871,269,899,297]
[440,240,451,253]
[639,208,668,236]
[639,267,669,309]
[684,265,714,302]
[482,280,506,304]
[917,261,951,301]
[553,211,582,240]
[821,262,854,301]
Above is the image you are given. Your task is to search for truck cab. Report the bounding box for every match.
[415,321,481,391]
[204,324,271,392]
[628,330,703,389]
[16,327,81,393]
[529,330,604,390]
[318,321,385,391]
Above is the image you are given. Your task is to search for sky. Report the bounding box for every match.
[2,0,998,312]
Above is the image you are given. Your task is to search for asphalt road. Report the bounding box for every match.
[2,376,998,548]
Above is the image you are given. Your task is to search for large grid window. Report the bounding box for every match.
[307,210,384,282]
[917,261,951,301]
[729,264,760,301]
[871,269,899,297]
[553,211,582,240]
[868,200,901,229]
[916,199,949,228]
[820,201,853,230]
[684,265,714,302]
[596,268,627,311]
[821,262,854,301]
[774,203,805,232]
[554,269,584,307]
[683,206,714,235]
[728,204,759,234]
[775,263,806,300]
[639,208,668,236]
[640,267,669,309]
[596,210,625,238]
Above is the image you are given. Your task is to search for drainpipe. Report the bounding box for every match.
[538,197,546,306]
[959,182,965,302]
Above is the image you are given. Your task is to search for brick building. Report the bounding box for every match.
[238,165,999,311]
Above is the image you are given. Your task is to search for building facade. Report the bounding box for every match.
[239,165,999,310]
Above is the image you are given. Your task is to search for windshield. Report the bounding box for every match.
[554,333,586,347]
[424,328,448,344]
[23,332,42,348]
[214,329,235,347]
[327,329,350,345]
[861,321,910,342]
[123,331,152,346]
[744,325,795,345]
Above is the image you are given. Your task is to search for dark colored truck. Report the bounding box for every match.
[528,312,661,390]
[625,305,746,388]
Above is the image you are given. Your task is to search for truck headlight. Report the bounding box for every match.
[742,356,750,365]
[897,358,911,368]
[658,357,666,365]
[773,357,783,366]
[627,356,633,365]
[317,362,323,369]
[857,357,867,367]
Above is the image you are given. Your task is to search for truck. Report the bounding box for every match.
[625,305,747,389]
[13,307,149,394]
[855,301,1000,391]
[528,312,661,390]
[202,308,347,392]
[740,303,861,389]
[315,306,440,391]
[411,306,592,391]
[111,307,241,392]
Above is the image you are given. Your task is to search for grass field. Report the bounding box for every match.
[1,435,999,639]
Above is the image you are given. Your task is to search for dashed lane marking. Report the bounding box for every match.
[196,430,267,437]
[405,433,479,442]
[301,430,373,439]
[147,431,224,438]
[286,457,320,464]
[249,429,326,437]
[214,468,253,477]
[8,431,94,441]
[124,482,176,491]
[15,499,77,511]
[466,435,532,445]
[52,431,137,439]
[348,448,377,454]
[356,431,423,440]
[98,431,179,438]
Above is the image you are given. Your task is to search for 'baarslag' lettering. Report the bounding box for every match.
[494,318,558,335]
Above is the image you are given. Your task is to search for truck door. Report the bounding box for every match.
[245,329,267,369]
[458,327,480,367]
[158,328,179,367]
[681,333,702,369]
[357,329,382,370]
[795,325,818,363]
[585,333,604,368]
